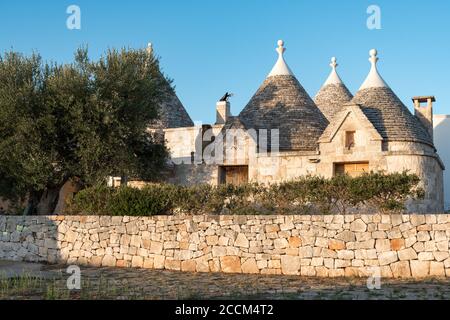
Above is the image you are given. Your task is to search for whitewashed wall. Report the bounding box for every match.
[434,115,450,211]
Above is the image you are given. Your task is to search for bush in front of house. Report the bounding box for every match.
[65,171,424,216]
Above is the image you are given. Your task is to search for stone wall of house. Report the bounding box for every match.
[1,214,449,278]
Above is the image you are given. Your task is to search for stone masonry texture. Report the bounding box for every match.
[1,214,449,278]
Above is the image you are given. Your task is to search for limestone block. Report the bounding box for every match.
[437,241,448,251]
[220,256,242,273]
[378,251,398,266]
[241,258,259,274]
[315,237,328,248]
[357,239,375,249]
[418,252,434,261]
[149,241,163,254]
[265,225,280,233]
[387,230,402,239]
[324,258,334,269]
[300,235,315,246]
[417,231,430,242]
[281,256,300,275]
[337,250,354,260]
[410,215,426,227]
[268,260,281,268]
[206,235,219,246]
[391,215,403,227]
[165,258,181,271]
[234,233,249,248]
[378,224,392,231]
[301,266,316,276]
[429,262,445,277]
[405,236,417,248]
[329,269,345,278]
[413,242,425,252]
[344,267,360,277]
[398,248,418,261]
[257,260,267,269]
[209,259,221,272]
[350,219,367,232]
[65,229,78,243]
[280,221,294,231]
[433,251,449,262]
[351,259,364,267]
[311,257,324,266]
[372,231,387,239]
[390,239,405,251]
[328,239,345,250]
[274,238,289,249]
[153,255,165,269]
[375,239,391,252]
[288,236,302,248]
[212,246,227,257]
[335,259,351,268]
[335,230,356,242]
[195,257,210,273]
[143,258,154,269]
[444,258,450,269]
[315,266,329,277]
[433,231,447,242]
[299,246,313,258]
[130,235,141,248]
[218,236,229,246]
[102,255,116,267]
[131,256,143,268]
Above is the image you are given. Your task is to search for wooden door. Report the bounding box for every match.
[221,166,248,185]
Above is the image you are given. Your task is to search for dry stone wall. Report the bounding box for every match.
[1,214,449,278]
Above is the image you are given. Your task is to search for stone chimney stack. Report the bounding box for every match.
[216,101,230,125]
[413,96,435,141]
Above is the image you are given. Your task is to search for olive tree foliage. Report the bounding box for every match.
[0,47,170,214]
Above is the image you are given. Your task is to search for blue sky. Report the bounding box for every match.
[1,0,449,124]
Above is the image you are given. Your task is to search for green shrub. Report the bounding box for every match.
[353,171,425,214]
[66,184,114,215]
[66,171,423,216]
[109,184,179,216]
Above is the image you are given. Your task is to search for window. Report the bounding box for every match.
[335,162,369,177]
[345,131,355,149]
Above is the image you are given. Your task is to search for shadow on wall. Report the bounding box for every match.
[0,216,61,264]
[434,115,450,211]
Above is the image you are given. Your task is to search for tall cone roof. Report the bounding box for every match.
[147,43,194,129]
[314,57,353,121]
[239,40,328,151]
[352,49,433,147]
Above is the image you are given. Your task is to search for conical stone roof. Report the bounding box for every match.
[147,43,194,129]
[314,57,353,121]
[155,81,194,128]
[352,50,433,147]
[238,41,328,151]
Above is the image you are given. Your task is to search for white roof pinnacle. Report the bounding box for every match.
[322,57,344,86]
[267,40,294,78]
[359,49,389,90]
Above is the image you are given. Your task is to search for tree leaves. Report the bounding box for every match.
[0,47,169,213]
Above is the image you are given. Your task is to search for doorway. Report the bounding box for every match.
[219,166,249,185]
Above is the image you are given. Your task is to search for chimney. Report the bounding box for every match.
[413,96,435,141]
[216,101,231,125]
